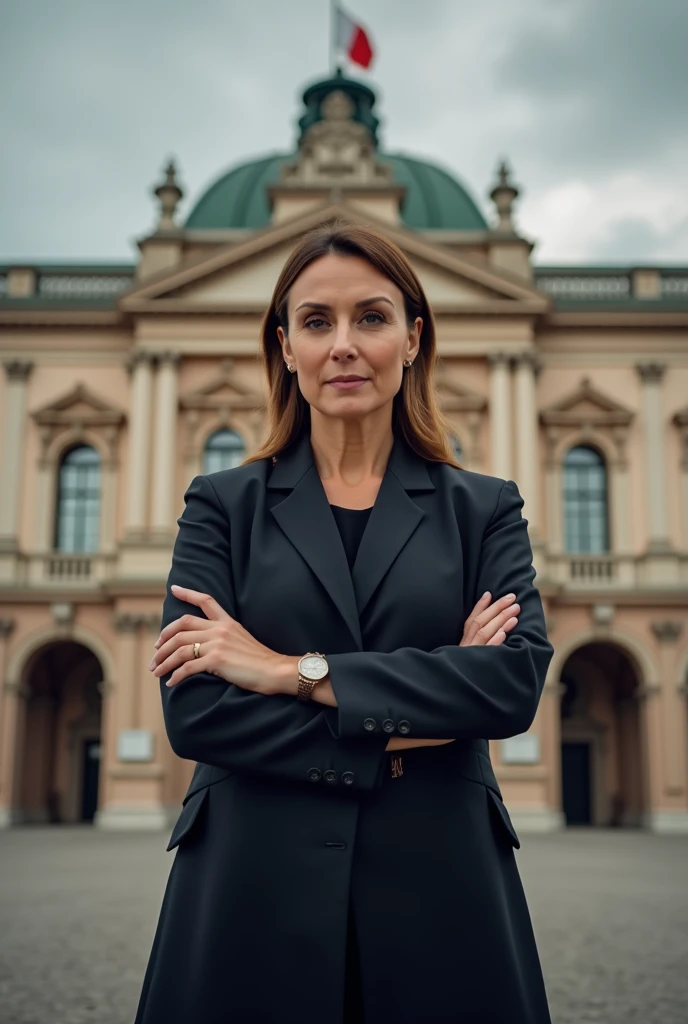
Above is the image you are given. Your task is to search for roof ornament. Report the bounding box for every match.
[153,159,184,230]
[489,159,519,233]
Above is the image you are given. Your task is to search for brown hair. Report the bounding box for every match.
[245,219,461,468]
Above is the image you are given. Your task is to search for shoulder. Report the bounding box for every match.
[186,459,269,511]
[429,461,513,513]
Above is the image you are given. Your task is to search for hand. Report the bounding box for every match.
[386,591,519,751]
[459,590,520,647]
[149,584,285,693]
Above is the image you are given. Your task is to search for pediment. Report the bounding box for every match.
[180,358,263,411]
[120,201,549,315]
[32,382,126,426]
[540,377,634,427]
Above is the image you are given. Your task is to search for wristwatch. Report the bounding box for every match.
[297,652,329,701]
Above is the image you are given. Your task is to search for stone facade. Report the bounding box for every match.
[1,73,687,832]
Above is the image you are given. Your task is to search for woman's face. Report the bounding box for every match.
[277,253,421,422]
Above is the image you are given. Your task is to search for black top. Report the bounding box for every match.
[329,504,373,570]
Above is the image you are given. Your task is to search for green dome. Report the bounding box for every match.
[185,72,488,233]
[185,150,487,232]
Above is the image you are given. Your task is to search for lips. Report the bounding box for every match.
[326,376,369,390]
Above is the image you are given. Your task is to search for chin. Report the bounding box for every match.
[318,399,375,420]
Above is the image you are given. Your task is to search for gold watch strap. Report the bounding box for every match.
[297,674,316,701]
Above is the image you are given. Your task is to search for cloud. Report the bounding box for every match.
[519,173,688,262]
[1,0,686,264]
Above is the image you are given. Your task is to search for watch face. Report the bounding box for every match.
[299,654,328,681]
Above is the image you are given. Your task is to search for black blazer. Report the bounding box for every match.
[135,431,554,1024]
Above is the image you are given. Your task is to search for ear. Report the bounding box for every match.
[406,316,422,362]
[277,325,293,363]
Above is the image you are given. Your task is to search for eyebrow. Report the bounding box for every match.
[294,296,395,313]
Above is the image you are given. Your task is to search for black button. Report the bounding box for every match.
[398,720,411,735]
[307,767,322,782]
[382,718,395,733]
[341,771,355,785]
[323,769,338,784]
[363,717,377,731]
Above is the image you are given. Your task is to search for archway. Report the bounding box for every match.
[559,641,645,827]
[17,640,103,824]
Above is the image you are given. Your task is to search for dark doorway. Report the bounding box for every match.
[81,739,101,821]
[562,742,592,825]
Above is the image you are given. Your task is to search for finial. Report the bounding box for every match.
[489,159,519,232]
[153,158,184,230]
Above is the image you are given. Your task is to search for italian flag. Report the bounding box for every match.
[335,5,375,69]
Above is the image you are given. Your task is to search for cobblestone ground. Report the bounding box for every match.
[0,826,686,1023]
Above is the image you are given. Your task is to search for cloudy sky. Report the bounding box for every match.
[2,0,686,265]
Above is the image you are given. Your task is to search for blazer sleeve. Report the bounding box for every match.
[326,478,554,741]
[158,474,390,791]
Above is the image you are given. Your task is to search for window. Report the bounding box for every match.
[55,445,101,553]
[203,429,246,475]
[563,445,609,553]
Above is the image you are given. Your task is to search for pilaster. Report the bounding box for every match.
[636,364,677,583]
[488,352,511,479]
[0,618,24,828]
[150,351,181,540]
[95,611,170,831]
[646,621,688,833]
[0,361,33,584]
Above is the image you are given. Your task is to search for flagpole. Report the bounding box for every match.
[330,0,340,75]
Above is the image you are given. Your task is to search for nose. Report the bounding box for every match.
[329,320,358,360]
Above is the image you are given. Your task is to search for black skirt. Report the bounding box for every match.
[343,897,365,1022]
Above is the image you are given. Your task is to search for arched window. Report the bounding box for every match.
[203,429,246,475]
[563,445,609,553]
[55,445,101,553]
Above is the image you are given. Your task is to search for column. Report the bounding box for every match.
[513,352,541,538]
[636,363,670,550]
[150,351,181,538]
[649,620,688,833]
[0,361,33,548]
[124,351,154,537]
[488,352,511,479]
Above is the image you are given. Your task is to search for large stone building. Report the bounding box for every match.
[1,71,687,833]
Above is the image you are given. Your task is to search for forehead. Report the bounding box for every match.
[289,252,402,304]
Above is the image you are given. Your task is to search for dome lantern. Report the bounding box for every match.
[183,75,488,233]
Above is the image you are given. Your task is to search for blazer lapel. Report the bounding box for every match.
[269,435,363,649]
[268,432,436,644]
[352,435,435,617]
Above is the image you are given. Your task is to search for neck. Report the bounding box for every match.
[309,407,394,486]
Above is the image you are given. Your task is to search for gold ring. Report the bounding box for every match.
[192,642,201,659]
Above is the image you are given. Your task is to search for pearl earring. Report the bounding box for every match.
[286,363,296,373]
[403,359,413,368]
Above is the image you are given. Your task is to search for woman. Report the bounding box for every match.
[136,221,554,1024]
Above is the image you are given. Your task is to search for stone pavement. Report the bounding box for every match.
[0,826,686,1023]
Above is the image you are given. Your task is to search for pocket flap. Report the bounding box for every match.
[486,788,520,849]
[477,750,503,800]
[166,786,209,852]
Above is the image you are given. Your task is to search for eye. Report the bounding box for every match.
[361,311,385,325]
[304,316,329,330]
